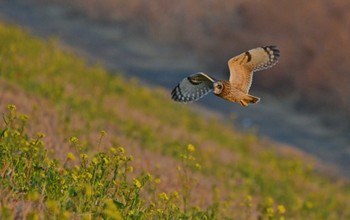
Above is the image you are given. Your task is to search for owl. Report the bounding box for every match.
[171,46,280,106]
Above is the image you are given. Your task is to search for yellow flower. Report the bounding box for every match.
[266,207,274,217]
[305,201,313,209]
[277,205,286,214]
[118,147,125,154]
[102,157,109,165]
[188,155,196,161]
[110,147,117,154]
[100,130,107,137]
[37,132,46,138]
[84,184,92,197]
[172,191,179,199]
[46,200,59,214]
[19,114,29,122]
[187,144,196,153]
[67,152,76,161]
[92,157,99,165]
[7,104,16,111]
[266,197,274,206]
[27,191,40,202]
[70,137,79,144]
[80,153,88,161]
[245,195,252,202]
[133,179,142,189]
[154,178,161,184]
[159,192,169,201]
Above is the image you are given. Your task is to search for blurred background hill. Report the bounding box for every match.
[1,0,349,175]
[33,0,350,129]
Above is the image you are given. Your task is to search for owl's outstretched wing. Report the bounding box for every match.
[171,72,215,103]
[228,46,280,93]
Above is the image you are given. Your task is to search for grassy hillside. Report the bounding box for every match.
[0,22,349,219]
[36,0,350,127]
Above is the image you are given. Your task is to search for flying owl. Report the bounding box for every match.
[171,46,280,106]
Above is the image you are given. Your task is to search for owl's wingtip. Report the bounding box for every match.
[263,45,280,58]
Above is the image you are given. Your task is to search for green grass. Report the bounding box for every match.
[0,22,349,219]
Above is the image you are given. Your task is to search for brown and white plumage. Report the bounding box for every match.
[171,46,280,106]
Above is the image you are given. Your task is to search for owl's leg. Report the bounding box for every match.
[240,95,260,106]
[239,100,249,106]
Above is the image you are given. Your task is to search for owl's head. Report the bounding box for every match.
[213,81,224,94]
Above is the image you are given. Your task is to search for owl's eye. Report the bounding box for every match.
[217,84,222,90]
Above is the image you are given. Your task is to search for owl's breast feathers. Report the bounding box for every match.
[215,80,246,102]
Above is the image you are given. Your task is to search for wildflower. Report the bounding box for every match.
[62,211,70,219]
[118,147,125,154]
[305,201,313,209]
[188,155,196,161]
[133,178,142,189]
[103,199,123,219]
[146,172,152,180]
[154,178,161,184]
[266,197,274,206]
[27,191,40,202]
[159,192,169,201]
[46,200,59,214]
[172,191,179,199]
[37,132,46,138]
[70,136,79,144]
[243,195,253,207]
[82,172,93,180]
[80,153,88,160]
[266,207,274,217]
[195,163,201,170]
[109,147,117,154]
[84,184,92,197]
[128,166,134,173]
[100,130,107,137]
[92,157,99,165]
[277,205,286,214]
[67,152,76,161]
[245,195,252,202]
[177,165,181,171]
[187,144,196,153]
[102,156,109,165]
[19,114,29,122]
[7,104,16,111]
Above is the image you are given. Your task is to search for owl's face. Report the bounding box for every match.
[213,81,224,94]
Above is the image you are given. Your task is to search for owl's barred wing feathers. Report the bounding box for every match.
[228,45,280,93]
[171,72,215,103]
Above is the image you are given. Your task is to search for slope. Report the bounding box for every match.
[0,22,349,219]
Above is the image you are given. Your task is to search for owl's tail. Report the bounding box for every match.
[239,95,260,107]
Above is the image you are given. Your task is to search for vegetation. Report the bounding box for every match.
[0,22,349,219]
